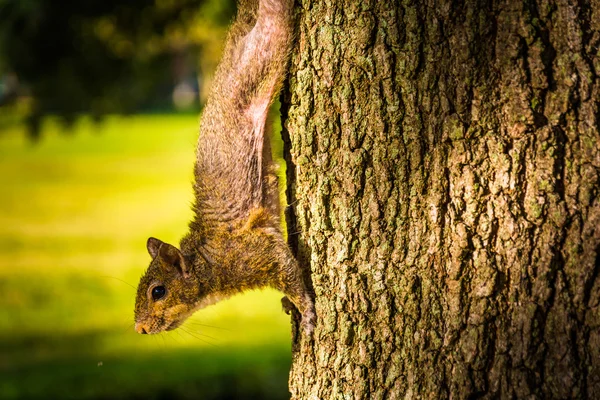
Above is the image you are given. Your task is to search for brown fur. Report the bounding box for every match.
[134,0,315,336]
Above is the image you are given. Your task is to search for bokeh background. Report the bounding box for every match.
[0,1,293,399]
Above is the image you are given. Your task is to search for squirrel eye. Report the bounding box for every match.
[151,286,166,301]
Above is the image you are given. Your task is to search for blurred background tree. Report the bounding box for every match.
[0,0,235,139]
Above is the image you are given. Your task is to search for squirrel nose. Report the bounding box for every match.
[135,323,148,334]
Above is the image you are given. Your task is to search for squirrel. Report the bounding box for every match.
[133,0,316,336]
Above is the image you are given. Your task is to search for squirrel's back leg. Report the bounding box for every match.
[261,125,282,220]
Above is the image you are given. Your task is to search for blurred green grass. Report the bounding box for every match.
[0,115,292,400]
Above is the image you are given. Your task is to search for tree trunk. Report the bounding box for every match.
[281,0,600,398]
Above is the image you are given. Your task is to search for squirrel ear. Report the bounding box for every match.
[147,237,163,259]
[158,243,190,279]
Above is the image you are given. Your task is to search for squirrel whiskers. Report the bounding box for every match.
[134,0,316,336]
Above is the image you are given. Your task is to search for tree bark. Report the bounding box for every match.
[281,0,600,398]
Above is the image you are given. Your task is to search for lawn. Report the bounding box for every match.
[0,115,292,400]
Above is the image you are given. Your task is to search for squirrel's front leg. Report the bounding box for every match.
[237,210,316,335]
[270,242,316,335]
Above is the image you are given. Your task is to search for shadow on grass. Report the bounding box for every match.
[0,329,291,400]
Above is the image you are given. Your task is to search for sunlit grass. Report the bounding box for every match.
[0,115,291,399]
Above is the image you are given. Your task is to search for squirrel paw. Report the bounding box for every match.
[281,295,316,336]
[281,296,294,315]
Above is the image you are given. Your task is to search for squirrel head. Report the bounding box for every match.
[134,237,200,334]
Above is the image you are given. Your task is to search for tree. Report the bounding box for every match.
[282,0,599,398]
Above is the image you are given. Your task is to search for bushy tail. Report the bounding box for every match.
[194,0,294,226]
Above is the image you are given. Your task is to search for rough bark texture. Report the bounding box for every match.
[282,0,600,398]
